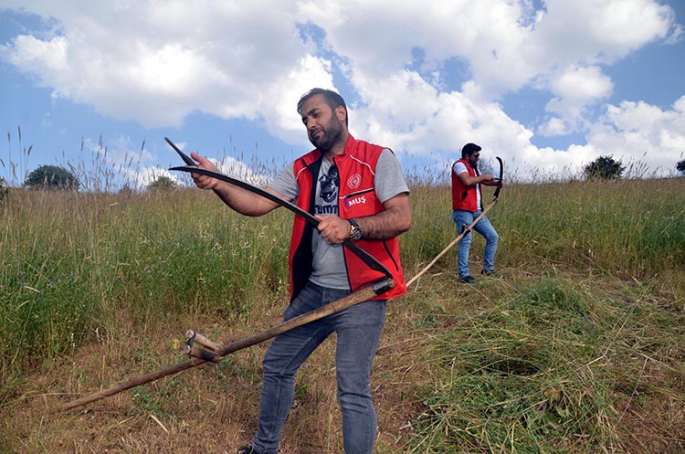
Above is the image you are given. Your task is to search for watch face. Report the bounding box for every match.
[349,220,362,241]
[351,226,362,241]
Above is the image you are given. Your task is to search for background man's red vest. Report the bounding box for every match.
[451,158,483,212]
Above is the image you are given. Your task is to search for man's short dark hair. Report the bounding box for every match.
[297,88,348,126]
[461,143,482,158]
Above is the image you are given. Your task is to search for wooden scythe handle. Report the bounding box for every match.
[407,197,499,287]
[407,156,504,288]
[60,280,390,412]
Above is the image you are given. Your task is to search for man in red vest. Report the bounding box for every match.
[190,88,411,454]
[451,143,502,283]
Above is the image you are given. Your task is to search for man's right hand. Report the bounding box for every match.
[187,152,284,217]
[190,152,220,190]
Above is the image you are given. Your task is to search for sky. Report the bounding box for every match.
[1,0,684,190]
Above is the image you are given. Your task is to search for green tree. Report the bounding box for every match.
[118,182,135,196]
[584,155,625,180]
[677,159,685,175]
[0,176,8,203]
[24,165,80,190]
[147,175,177,191]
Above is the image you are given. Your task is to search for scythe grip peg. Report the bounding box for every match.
[372,277,394,295]
[185,331,197,349]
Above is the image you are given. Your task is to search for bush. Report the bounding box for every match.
[24,165,80,190]
[677,159,685,175]
[584,155,625,180]
[0,177,8,203]
[147,175,177,191]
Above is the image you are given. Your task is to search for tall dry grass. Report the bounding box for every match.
[1,139,684,453]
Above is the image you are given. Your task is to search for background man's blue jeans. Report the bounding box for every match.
[251,281,387,454]
[453,209,499,278]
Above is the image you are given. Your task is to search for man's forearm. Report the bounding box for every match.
[355,201,411,240]
[211,182,279,217]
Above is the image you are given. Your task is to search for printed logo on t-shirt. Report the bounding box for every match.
[319,168,339,204]
[316,166,340,215]
[316,203,339,215]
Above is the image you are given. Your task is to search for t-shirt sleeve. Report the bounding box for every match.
[374,149,410,203]
[453,161,468,176]
[267,162,299,201]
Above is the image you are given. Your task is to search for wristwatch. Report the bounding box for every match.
[348,219,363,242]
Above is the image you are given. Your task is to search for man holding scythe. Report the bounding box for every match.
[451,142,503,284]
[189,88,411,454]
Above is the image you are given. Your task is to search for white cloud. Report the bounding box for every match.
[550,66,613,106]
[0,0,682,180]
[512,97,685,180]
[1,0,674,115]
[260,55,336,146]
[216,156,272,187]
[586,97,685,174]
[0,1,312,127]
[538,117,570,137]
[300,0,538,96]
[538,65,613,136]
[3,34,68,71]
[534,0,674,65]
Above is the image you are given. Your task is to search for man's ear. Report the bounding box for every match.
[335,105,347,123]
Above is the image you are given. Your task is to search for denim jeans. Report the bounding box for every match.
[251,281,387,454]
[453,209,499,278]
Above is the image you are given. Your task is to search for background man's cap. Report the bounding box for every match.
[461,143,482,155]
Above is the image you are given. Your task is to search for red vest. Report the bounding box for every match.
[288,135,407,301]
[451,158,482,212]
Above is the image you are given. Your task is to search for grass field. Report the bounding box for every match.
[1,168,684,453]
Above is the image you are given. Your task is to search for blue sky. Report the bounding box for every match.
[1,0,684,190]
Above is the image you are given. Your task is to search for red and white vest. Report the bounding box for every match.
[288,135,407,301]
[451,158,483,212]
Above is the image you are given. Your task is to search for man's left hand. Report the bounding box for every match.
[316,215,350,244]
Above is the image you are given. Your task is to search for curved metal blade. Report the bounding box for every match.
[493,156,504,199]
[165,137,196,166]
[169,164,392,279]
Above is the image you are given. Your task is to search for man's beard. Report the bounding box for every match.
[310,121,343,152]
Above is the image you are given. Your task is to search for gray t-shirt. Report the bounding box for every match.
[269,149,409,290]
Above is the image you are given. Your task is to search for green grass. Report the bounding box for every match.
[403,279,633,452]
[1,157,684,453]
[0,188,291,389]
[402,179,685,295]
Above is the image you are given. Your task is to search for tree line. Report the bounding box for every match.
[1,157,684,202]
[0,165,178,197]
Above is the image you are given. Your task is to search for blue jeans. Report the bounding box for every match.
[252,281,387,454]
[453,209,499,278]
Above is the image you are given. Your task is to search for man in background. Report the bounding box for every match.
[451,142,502,283]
